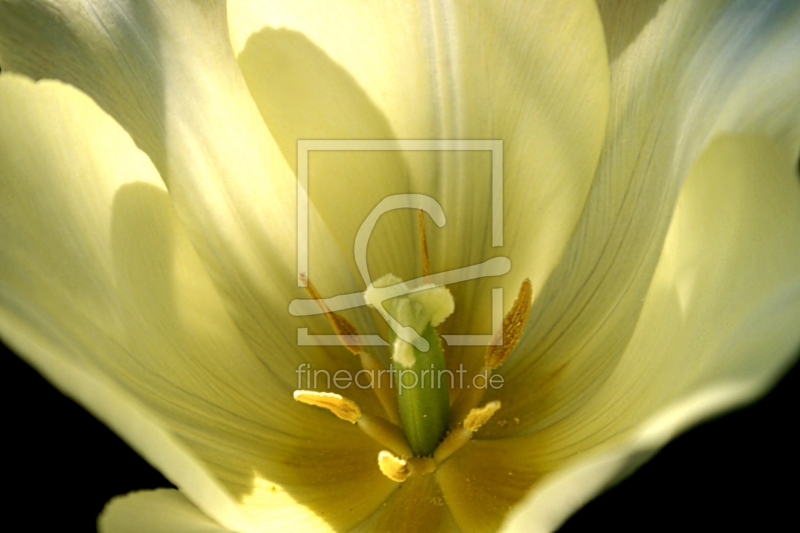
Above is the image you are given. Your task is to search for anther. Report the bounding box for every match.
[418,209,432,281]
[450,279,532,425]
[485,278,532,369]
[463,400,502,432]
[378,450,410,482]
[300,274,362,354]
[294,391,412,456]
[293,390,361,423]
[301,275,401,424]
[378,450,437,483]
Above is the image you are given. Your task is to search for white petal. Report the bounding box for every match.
[227,0,610,335]
[533,135,800,458]
[497,116,800,533]
[0,75,393,532]
[497,0,800,428]
[0,0,378,372]
[500,381,789,532]
[0,0,168,163]
[98,490,232,533]
[484,129,800,530]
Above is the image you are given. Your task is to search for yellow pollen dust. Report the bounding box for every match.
[293,390,361,423]
[486,278,532,369]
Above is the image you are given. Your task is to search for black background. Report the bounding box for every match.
[2,339,797,532]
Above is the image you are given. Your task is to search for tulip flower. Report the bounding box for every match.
[1,1,798,532]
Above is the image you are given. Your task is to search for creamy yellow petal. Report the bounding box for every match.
[0,75,393,532]
[497,0,800,429]
[349,475,460,533]
[99,490,232,533]
[0,0,380,375]
[234,22,418,285]
[492,133,800,530]
[531,135,800,456]
[0,0,168,164]
[228,1,610,340]
[436,438,544,532]
[445,4,800,526]
[500,381,781,532]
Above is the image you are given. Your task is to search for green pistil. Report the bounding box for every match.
[364,274,454,457]
[390,323,449,456]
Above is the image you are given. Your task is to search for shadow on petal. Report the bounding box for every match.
[238,26,419,286]
[596,0,667,62]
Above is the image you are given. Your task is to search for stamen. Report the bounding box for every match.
[300,274,361,354]
[378,451,437,483]
[357,414,413,458]
[448,367,490,427]
[293,390,361,423]
[463,400,502,432]
[485,278,532,369]
[358,351,401,425]
[434,402,502,464]
[301,275,402,424]
[433,428,470,464]
[450,279,532,426]
[408,456,437,477]
[417,209,431,280]
[295,391,413,455]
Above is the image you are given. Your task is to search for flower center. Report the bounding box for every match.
[294,210,532,483]
[364,273,453,456]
